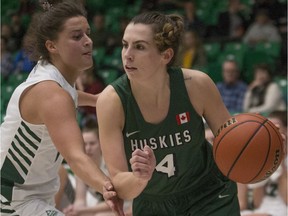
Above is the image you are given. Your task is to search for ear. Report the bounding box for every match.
[45,40,57,54]
[162,48,174,65]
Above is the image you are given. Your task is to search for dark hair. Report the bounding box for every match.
[81,115,99,135]
[24,0,87,62]
[254,63,273,78]
[130,11,184,66]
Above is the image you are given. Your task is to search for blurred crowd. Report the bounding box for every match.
[1,0,287,122]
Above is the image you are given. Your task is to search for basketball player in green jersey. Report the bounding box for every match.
[96,12,241,215]
[0,1,123,215]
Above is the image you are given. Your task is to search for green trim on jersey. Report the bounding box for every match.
[1,121,41,201]
[111,67,218,195]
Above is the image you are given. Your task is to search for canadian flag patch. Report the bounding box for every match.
[176,112,190,125]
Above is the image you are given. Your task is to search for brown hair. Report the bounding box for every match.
[130,11,184,66]
[24,0,87,63]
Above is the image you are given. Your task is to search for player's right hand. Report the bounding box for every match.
[129,145,156,180]
[103,179,125,216]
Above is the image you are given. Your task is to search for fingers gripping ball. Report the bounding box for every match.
[213,113,284,184]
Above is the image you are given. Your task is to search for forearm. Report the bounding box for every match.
[112,172,149,200]
[67,154,107,193]
[77,90,99,107]
[79,202,111,214]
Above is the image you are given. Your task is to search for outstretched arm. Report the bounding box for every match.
[77,90,100,107]
[97,86,156,200]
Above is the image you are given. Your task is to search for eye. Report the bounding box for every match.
[73,34,82,40]
[122,42,128,49]
[135,44,144,50]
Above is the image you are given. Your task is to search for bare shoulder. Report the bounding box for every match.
[96,85,124,126]
[97,85,122,108]
[182,68,215,88]
[21,81,75,124]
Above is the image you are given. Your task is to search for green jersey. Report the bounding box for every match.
[112,67,222,195]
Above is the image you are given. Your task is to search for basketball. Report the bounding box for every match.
[213,113,284,184]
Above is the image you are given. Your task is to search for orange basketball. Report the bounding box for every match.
[213,113,284,184]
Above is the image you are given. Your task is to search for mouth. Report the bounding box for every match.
[125,65,137,71]
[83,51,92,57]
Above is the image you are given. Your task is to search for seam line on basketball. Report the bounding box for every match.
[227,119,269,179]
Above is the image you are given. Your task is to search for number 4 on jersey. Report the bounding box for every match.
[155,154,176,177]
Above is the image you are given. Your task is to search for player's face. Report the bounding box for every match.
[50,16,93,74]
[122,23,166,80]
[83,131,101,161]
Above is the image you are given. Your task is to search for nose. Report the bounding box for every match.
[85,144,91,153]
[123,47,133,61]
[84,34,93,47]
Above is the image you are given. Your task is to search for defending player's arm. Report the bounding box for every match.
[96,86,156,200]
[183,69,231,136]
[36,82,108,193]
[77,90,99,107]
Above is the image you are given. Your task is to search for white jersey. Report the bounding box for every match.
[0,60,78,211]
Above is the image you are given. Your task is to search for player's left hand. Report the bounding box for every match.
[103,179,125,216]
[130,145,156,180]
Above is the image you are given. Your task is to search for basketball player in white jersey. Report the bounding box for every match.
[0,1,123,215]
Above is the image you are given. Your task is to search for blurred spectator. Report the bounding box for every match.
[1,24,18,52]
[216,60,247,114]
[243,9,281,45]
[62,121,114,216]
[76,67,105,120]
[13,35,36,74]
[243,63,286,114]
[183,1,207,37]
[250,0,285,27]
[1,36,15,81]
[62,118,133,216]
[10,12,26,50]
[90,13,111,49]
[217,0,247,40]
[178,30,206,69]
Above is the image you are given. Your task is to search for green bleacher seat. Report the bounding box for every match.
[223,42,248,54]
[204,43,221,62]
[7,73,29,87]
[98,69,119,85]
[112,46,122,58]
[92,47,106,68]
[1,84,14,107]
[221,42,248,70]
[206,62,222,83]
[243,50,275,83]
[254,42,281,58]
[103,55,122,70]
